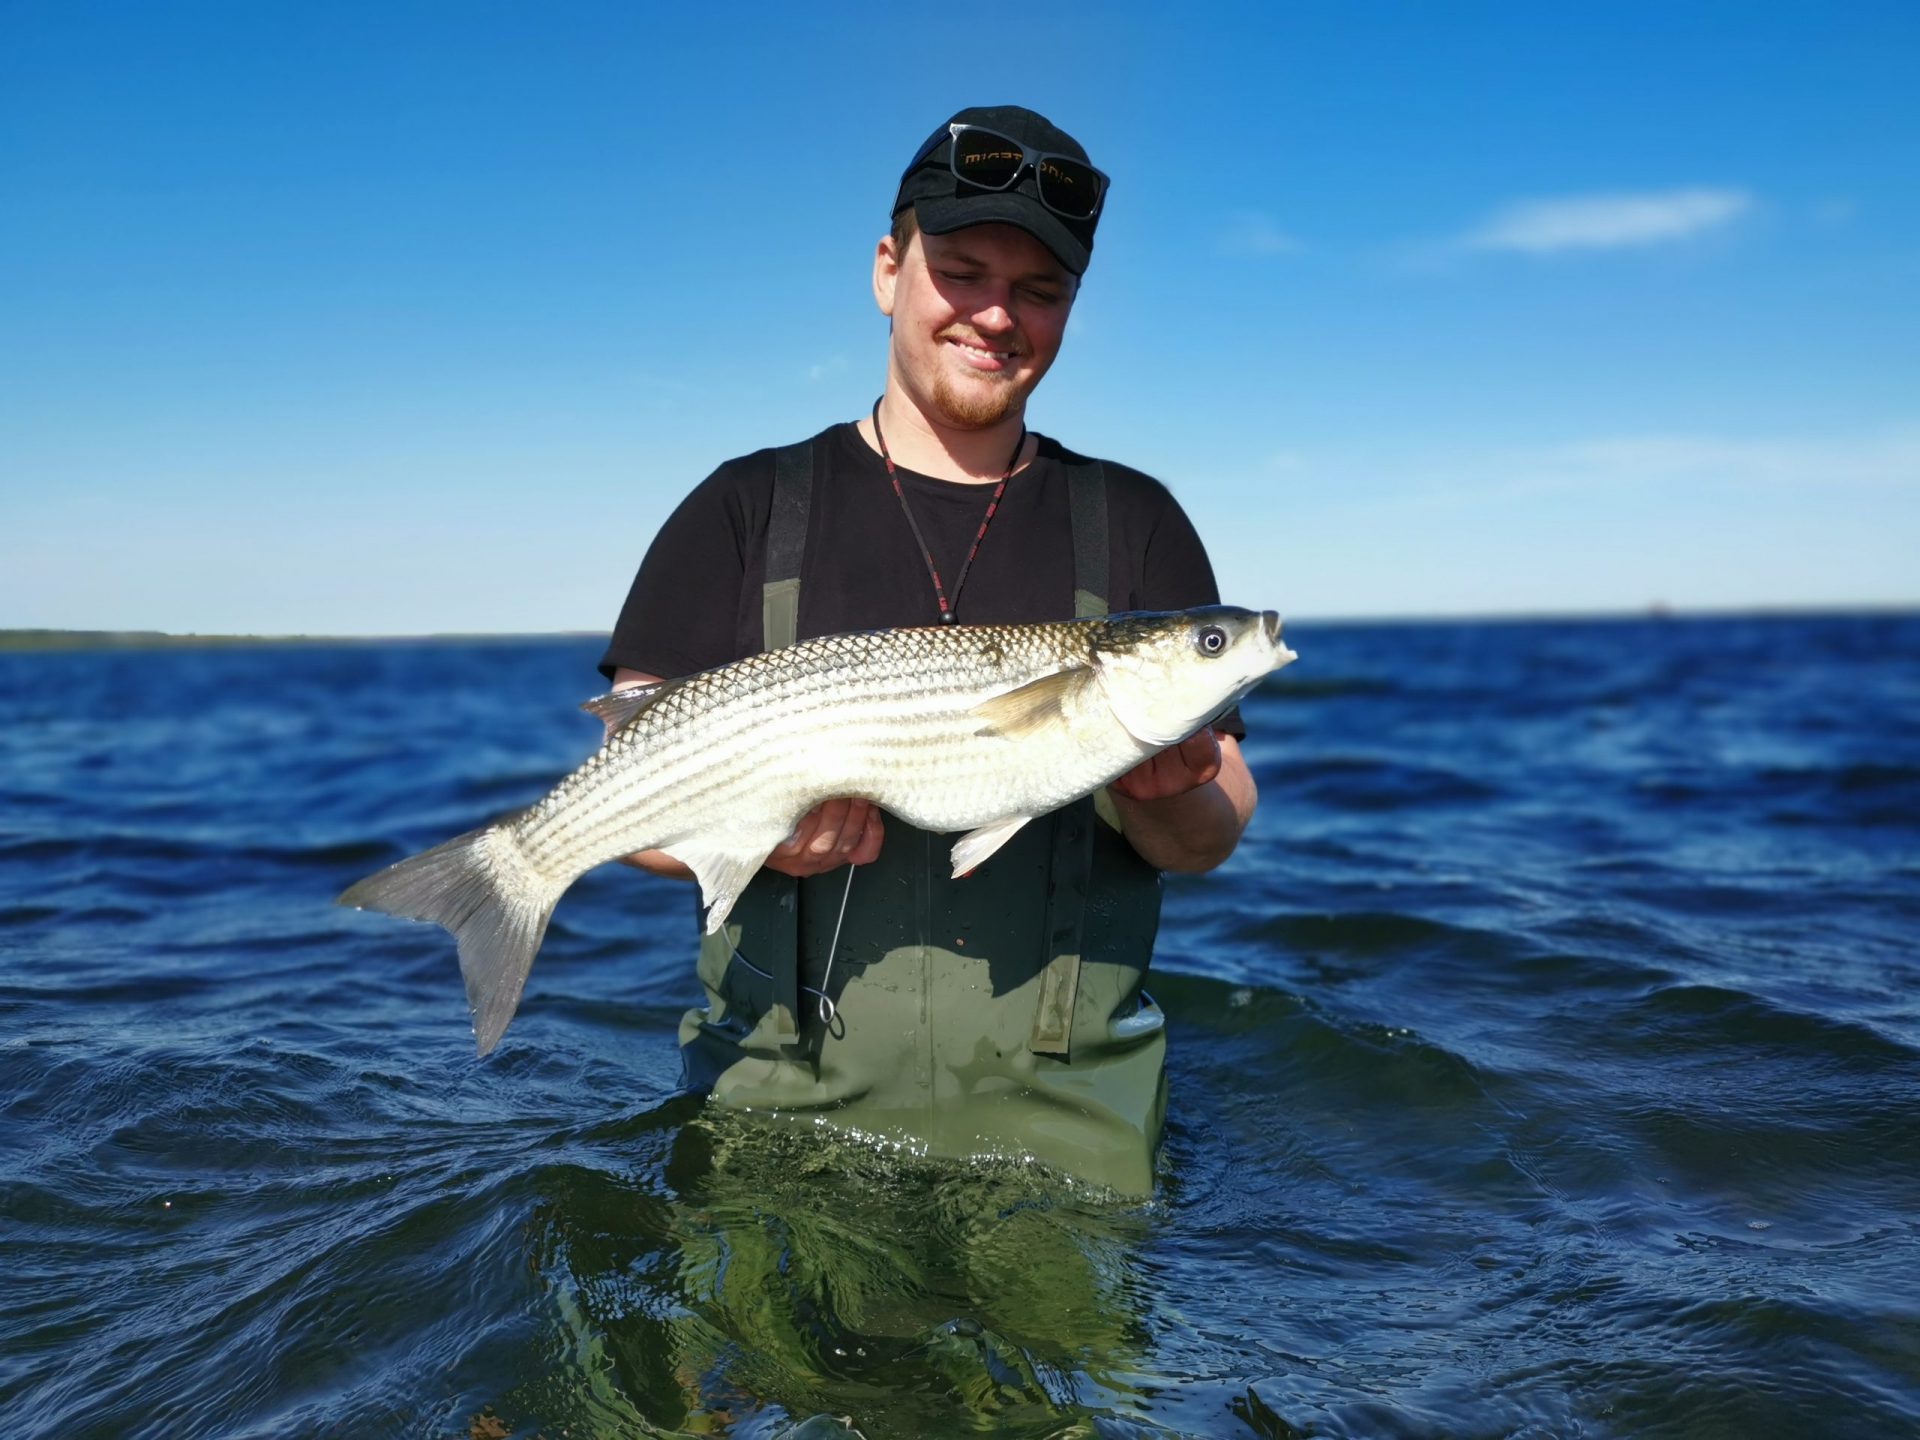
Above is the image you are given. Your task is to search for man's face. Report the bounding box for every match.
[874,222,1078,430]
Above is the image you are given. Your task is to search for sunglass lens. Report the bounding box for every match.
[950,129,1025,191]
[1035,157,1102,218]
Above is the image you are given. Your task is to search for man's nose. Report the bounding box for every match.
[971,300,1016,334]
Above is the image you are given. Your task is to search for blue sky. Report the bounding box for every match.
[3,1,1916,633]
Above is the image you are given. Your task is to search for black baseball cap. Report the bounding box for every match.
[893,105,1104,275]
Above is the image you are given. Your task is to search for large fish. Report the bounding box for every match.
[339,606,1296,1053]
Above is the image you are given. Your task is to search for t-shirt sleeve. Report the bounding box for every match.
[597,457,766,681]
[1133,479,1248,739]
[1136,489,1224,615]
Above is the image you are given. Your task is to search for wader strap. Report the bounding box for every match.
[759,439,814,1038]
[763,440,812,652]
[1069,461,1109,621]
[1030,799,1094,1056]
[1032,461,1110,1057]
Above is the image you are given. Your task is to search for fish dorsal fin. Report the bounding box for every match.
[660,839,776,934]
[949,814,1035,878]
[971,667,1094,741]
[579,681,671,731]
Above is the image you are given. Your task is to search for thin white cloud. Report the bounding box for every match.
[1219,211,1302,257]
[1299,426,1920,515]
[1463,187,1752,253]
[1525,429,1920,488]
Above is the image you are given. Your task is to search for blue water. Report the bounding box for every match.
[3,614,1917,1438]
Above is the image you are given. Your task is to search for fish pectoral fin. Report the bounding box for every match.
[660,840,776,934]
[579,680,676,731]
[970,668,1094,741]
[950,815,1035,878]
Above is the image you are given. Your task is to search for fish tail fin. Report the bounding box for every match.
[337,822,566,1057]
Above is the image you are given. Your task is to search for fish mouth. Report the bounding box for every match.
[1262,610,1298,667]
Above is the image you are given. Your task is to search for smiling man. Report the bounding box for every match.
[597,105,1255,1193]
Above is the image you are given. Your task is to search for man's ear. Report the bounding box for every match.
[873,234,901,317]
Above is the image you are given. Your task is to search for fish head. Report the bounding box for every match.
[1091,606,1297,747]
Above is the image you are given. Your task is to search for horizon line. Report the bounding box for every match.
[4,600,1916,653]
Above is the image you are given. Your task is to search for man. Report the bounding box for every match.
[598,105,1256,1193]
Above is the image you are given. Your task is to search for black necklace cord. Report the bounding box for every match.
[869,397,1026,625]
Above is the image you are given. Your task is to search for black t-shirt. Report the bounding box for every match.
[599,421,1240,733]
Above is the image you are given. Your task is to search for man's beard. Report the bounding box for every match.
[931,371,1020,429]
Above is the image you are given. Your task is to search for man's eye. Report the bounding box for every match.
[942,271,980,284]
[1021,287,1062,305]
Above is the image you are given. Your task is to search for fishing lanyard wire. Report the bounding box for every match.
[817,861,855,1025]
[724,861,857,1028]
[870,396,1025,625]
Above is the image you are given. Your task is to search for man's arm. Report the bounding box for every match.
[1107,729,1257,873]
[606,668,885,880]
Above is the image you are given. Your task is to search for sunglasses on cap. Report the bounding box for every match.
[908,122,1109,221]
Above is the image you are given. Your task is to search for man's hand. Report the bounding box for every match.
[1107,729,1257,873]
[763,797,886,877]
[1108,728,1223,803]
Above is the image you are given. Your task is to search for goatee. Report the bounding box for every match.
[931,373,1019,429]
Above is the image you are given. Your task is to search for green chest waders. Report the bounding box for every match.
[675,440,1169,1195]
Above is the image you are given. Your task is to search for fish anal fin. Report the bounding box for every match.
[971,668,1093,741]
[950,815,1035,878]
[661,839,778,933]
[580,681,674,731]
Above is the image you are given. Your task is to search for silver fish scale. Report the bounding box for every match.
[508,619,1141,880]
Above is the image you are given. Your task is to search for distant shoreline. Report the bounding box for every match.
[4,606,1914,654]
[0,630,608,653]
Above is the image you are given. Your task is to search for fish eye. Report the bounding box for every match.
[1197,625,1227,655]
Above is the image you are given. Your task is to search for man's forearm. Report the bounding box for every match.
[619,849,694,881]
[1111,742,1258,873]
